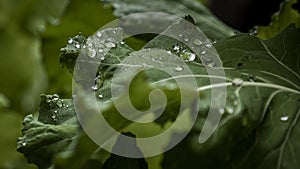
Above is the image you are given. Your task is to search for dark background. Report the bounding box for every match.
[209,0,291,32]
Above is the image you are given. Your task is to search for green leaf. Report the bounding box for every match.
[257,0,300,39]
[102,133,148,169]
[104,0,235,40]
[17,94,79,169]
[161,25,300,169]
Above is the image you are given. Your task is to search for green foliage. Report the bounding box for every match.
[257,0,300,39]
[0,0,298,168]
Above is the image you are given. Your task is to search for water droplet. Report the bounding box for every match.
[232,78,244,86]
[105,42,116,48]
[184,37,189,42]
[100,56,105,60]
[66,104,69,108]
[22,141,26,146]
[200,50,207,55]
[193,39,202,46]
[249,29,258,36]
[188,53,196,61]
[120,41,125,45]
[280,115,289,121]
[75,43,81,48]
[174,65,184,72]
[167,51,172,55]
[54,110,58,113]
[107,38,116,42]
[204,43,212,48]
[87,48,96,58]
[225,106,234,114]
[212,40,217,44]
[172,44,181,53]
[179,34,183,37]
[98,94,103,99]
[151,58,156,62]
[96,31,102,37]
[98,48,104,53]
[68,38,73,44]
[218,108,225,115]
[202,57,215,67]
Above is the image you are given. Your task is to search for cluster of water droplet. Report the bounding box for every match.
[168,33,218,67]
[83,28,125,60]
[41,94,69,124]
[60,33,86,54]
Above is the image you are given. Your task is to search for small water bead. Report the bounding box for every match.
[66,104,69,108]
[100,56,105,60]
[193,39,203,46]
[21,141,27,146]
[184,37,189,42]
[75,43,81,48]
[218,108,225,115]
[98,94,103,99]
[280,115,289,121]
[249,29,258,36]
[105,42,116,48]
[120,41,125,45]
[96,31,102,37]
[87,48,96,58]
[174,65,184,72]
[167,51,172,55]
[232,78,244,87]
[188,53,196,61]
[172,44,181,52]
[98,48,104,53]
[204,43,212,48]
[200,50,207,55]
[202,57,215,67]
[106,38,116,43]
[225,106,234,114]
[68,38,73,44]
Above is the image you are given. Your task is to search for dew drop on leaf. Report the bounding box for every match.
[174,65,184,71]
[96,31,102,37]
[232,78,244,86]
[68,38,73,44]
[280,115,289,121]
[200,50,207,55]
[193,39,202,46]
[87,47,96,58]
[202,57,215,67]
[105,42,116,48]
[172,44,181,53]
[225,106,234,114]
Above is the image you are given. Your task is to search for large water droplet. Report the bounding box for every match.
[232,78,244,86]
[174,65,184,72]
[87,48,96,58]
[193,39,202,46]
[280,115,289,121]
